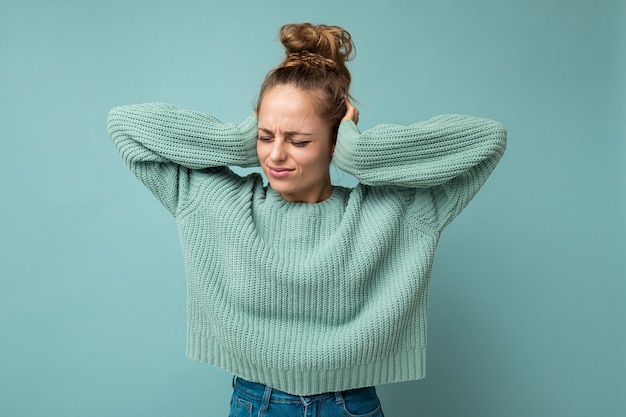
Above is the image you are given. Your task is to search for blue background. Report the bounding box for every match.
[1,0,624,416]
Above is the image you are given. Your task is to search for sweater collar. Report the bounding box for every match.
[264,186,348,217]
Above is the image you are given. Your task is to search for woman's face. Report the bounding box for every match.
[256,85,335,203]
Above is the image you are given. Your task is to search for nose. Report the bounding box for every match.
[269,139,287,162]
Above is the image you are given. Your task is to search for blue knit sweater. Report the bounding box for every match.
[107,103,506,395]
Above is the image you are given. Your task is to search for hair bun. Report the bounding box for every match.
[279,23,354,66]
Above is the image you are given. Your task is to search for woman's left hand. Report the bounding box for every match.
[342,97,359,125]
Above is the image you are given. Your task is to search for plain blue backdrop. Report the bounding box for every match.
[1,1,624,416]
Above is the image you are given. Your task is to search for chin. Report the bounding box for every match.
[269,182,296,195]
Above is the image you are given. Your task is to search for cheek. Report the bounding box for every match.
[297,147,331,170]
[256,142,267,162]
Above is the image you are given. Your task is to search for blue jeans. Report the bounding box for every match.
[229,377,384,417]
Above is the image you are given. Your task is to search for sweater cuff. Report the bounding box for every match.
[332,120,361,174]
[238,115,260,167]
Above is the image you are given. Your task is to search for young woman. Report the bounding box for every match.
[108,23,506,417]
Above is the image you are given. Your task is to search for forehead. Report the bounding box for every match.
[258,85,325,130]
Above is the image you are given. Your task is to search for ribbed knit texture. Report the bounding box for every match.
[107,103,506,395]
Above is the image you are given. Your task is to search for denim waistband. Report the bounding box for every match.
[233,377,336,403]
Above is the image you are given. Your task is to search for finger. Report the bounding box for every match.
[350,105,359,125]
[343,96,359,124]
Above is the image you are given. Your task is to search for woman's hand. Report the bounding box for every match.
[342,97,359,125]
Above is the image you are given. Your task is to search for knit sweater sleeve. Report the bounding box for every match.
[333,114,507,228]
[107,103,259,214]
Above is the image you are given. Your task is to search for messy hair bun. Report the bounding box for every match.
[257,23,356,140]
[279,23,354,76]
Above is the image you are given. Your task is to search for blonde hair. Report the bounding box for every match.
[256,23,356,139]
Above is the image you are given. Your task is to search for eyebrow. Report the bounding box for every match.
[258,127,313,136]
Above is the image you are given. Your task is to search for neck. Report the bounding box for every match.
[280,176,333,204]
